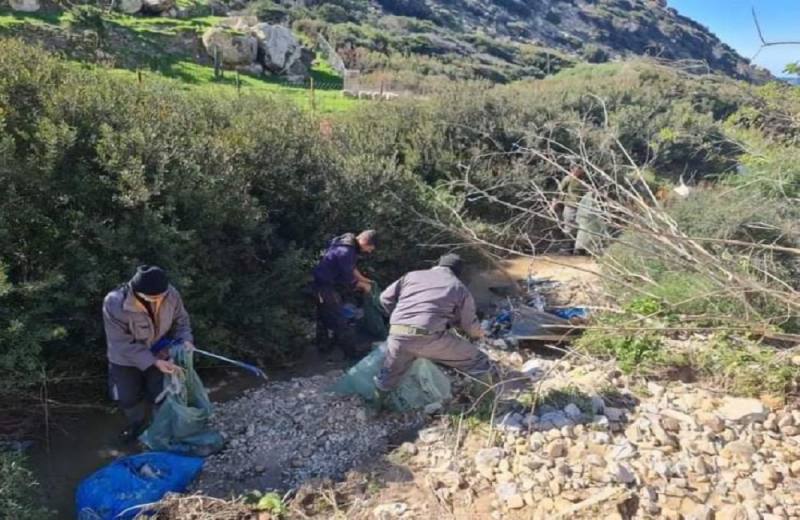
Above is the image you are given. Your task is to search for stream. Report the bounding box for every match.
[29,345,348,520]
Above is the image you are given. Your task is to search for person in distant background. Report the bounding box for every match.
[552,164,588,253]
[311,230,378,359]
[103,265,194,443]
[372,254,494,414]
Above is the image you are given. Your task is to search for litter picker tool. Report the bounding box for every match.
[194,348,268,380]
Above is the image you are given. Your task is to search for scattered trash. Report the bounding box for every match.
[75,452,204,520]
[481,275,589,344]
[552,307,589,320]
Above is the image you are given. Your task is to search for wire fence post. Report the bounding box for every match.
[310,76,316,112]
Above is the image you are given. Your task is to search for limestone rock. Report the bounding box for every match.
[721,441,756,462]
[604,407,625,422]
[716,505,750,520]
[695,411,726,433]
[9,0,40,12]
[202,28,258,66]
[545,440,566,459]
[115,0,143,13]
[564,403,582,420]
[141,0,175,13]
[685,504,713,520]
[717,397,768,424]
[373,503,408,519]
[611,462,636,484]
[251,23,305,76]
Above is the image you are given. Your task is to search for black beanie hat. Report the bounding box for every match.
[438,254,464,277]
[130,265,169,296]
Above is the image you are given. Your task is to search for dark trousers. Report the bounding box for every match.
[109,363,164,426]
[314,285,356,357]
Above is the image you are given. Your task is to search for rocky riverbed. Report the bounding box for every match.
[365,353,800,520]
[187,341,800,520]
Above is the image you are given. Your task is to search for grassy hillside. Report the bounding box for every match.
[0,8,356,112]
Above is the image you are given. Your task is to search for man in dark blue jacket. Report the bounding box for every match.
[312,230,378,358]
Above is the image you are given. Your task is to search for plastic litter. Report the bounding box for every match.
[331,342,451,412]
[139,345,224,457]
[75,452,203,520]
[552,307,589,320]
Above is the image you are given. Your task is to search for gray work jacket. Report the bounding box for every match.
[103,283,193,371]
[380,266,481,338]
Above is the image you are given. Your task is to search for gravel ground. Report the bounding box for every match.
[192,370,421,497]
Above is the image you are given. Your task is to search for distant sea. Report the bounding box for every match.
[780,77,800,85]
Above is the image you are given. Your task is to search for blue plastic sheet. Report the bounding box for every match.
[75,452,203,520]
[552,307,589,320]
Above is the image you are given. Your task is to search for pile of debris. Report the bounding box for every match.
[480,274,590,349]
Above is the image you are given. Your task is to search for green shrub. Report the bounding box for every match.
[0,38,446,380]
[602,187,798,328]
[0,452,50,520]
[316,4,350,23]
[581,44,609,64]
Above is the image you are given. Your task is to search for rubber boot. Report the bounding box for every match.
[119,402,147,444]
[369,377,391,417]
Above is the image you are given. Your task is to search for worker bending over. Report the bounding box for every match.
[373,254,494,413]
[103,265,194,443]
[311,230,377,359]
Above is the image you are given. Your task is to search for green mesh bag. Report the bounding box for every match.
[140,347,224,457]
[331,342,452,412]
[358,282,389,340]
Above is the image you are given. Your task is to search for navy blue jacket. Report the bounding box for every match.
[312,233,361,289]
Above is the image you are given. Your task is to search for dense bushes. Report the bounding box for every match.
[0,36,790,392]
[0,39,442,386]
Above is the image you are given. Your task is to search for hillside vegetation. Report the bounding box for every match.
[0,37,796,388]
[0,21,798,516]
[0,0,772,94]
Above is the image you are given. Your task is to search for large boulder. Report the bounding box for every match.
[251,23,304,75]
[9,0,41,12]
[116,0,143,14]
[141,0,175,13]
[215,16,259,30]
[202,28,258,66]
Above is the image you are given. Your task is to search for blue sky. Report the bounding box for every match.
[668,0,799,75]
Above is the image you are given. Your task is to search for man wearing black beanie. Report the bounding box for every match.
[102,265,194,443]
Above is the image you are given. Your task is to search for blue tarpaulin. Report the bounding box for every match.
[75,452,203,520]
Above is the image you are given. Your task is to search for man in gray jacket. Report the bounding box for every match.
[372,254,494,413]
[103,265,193,443]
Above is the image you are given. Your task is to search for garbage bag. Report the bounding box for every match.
[332,342,451,412]
[140,346,224,457]
[75,452,203,520]
[359,281,389,340]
